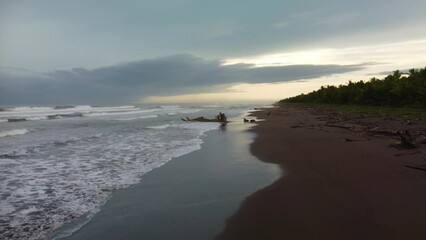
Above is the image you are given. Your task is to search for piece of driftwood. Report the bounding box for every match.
[405,165,426,172]
[388,130,418,149]
[324,122,352,130]
[368,129,399,136]
[243,118,256,123]
[181,117,227,123]
[397,130,417,149]
[182,112,228,124]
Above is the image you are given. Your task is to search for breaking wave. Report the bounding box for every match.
[0,105,201,123]
[0,111,222,240]
[145,124,170,129]
[0,129,29,138]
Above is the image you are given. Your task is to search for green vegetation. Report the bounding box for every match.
[281,68,426,108]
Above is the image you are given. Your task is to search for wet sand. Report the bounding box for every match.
[217,104,426,240]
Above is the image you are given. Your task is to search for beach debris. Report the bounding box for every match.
[405,165,426,172]
[182,112,228,123]
[388,130,418,149]
[243,118,257,123]
[267,111,271,115]
[398,130,417,148]
[368,129,399,137]
[345,138,369,142]
[325,122,352,130]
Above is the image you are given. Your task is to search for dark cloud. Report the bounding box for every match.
[0,55,367,104]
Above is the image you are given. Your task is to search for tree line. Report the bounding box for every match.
[281,67,426,107]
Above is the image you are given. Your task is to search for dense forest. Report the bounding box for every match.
[281,67,426,107]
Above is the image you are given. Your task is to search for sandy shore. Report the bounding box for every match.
[217,104,426,240]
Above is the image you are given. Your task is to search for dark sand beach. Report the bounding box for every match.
[218,104,426,240]
[53,118,279,240]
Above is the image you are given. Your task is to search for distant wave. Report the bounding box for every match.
[113,115,158,121]
[145,124,170,129]
[201,104,221,108]
[6,106,54,111]
[0,129,28,138]
[159,105,180,109]
[85,109,155,117]
[0,105,202,123]
[0,105,142,122]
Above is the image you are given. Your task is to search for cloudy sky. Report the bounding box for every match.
[1,0,426,104]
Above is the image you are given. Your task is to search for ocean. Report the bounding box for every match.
[0,104,257,240]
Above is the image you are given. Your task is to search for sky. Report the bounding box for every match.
[1,0,426,105]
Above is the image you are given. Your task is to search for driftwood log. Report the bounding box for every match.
[182,112,228,124]
[405,165,426,172]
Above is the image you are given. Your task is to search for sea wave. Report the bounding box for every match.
[159,105,180,109]
[0,105,204,123]
[7,106,54,111]
[0,119,221,240]
[113,115,159,121]
[0,105,142,122]
[0,129,29,138]
[145,124,170,129]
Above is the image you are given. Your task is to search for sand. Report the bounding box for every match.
[217,104,426,240]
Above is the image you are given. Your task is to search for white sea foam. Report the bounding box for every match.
[26,117,47,121]
[113,115,158,121]
[0,114,220,240]
[160,105,180,109]
[8,106,54,111]
[85,109,153,117]
[0,105,204,123]
[145,124,170,129]
[0,105,143,122]
[173,122,220,131]
[0,129,28,138]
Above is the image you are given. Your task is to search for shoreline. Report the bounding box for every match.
[217,103,426,239]
[54,112,280,240]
